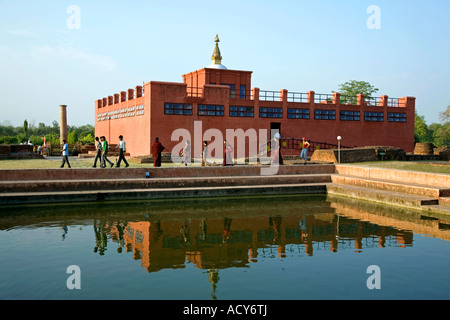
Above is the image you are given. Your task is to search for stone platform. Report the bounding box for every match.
[0,163,449,216]
[0,164,334,205]
[328,165,450,216]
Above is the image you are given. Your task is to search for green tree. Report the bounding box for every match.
[36,122,49,136]
[23,119,28,139]
[0,121,15,136]
[335,80,379,105]
[431,105,450,147]
[29,135,44,146]
[45,133,60,146]
[440,105,450,123]
[0,136,18,144]
[80,133,95,144]
[414,111,432,143]
[0,121,96,146]
[68,130,78,144]
[51,120,60,134]
[429,123,450,147]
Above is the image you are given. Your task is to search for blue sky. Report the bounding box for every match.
[1,0,449,127]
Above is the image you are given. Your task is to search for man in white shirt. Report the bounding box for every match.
[92,136,102,168]
[60,139,71,168]
[116,135,129,168]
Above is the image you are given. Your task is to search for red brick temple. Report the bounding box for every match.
[95,35,415,159]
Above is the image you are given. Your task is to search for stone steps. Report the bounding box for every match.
[331,174,450,198]
[439,197,450,206]
[421,204,450,216]
[331,165,450,214]
[0,174,331,193]
[0,164,334,205]
[0,183,328,205]
[327,183,439,209]
[0,164,448,217]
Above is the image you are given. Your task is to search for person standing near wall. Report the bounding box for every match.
[60,139,71,168]
[272,133,283,165]
[151,137,166,167]
[202,141,208,166]
[100,136,114,168]
[300,137,310,162]
[183,140,191,166]
[116,135,129,168]
[223,140,233,166]
[92,137,102,168]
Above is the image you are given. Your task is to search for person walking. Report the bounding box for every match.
[202,141,208,166]
[151,137,165,167]
[272,133,283,165]
[92,137,102,168]
[223,140,233,166]
[300,137,310,162]
[100,136,114,168]
[183,140,191,166]
[116,135,129,168]
[60,139,71,168]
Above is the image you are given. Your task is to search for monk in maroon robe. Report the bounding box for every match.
[151,137,165,167]
[223,140,233,166]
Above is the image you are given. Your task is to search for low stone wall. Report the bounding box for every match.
[0,144,43,160]
[0,144,33,154]
[311,146,406,164]
[439,148,450,161]
[405,154,442,161]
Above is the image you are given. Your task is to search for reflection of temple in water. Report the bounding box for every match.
[103,211,413,273]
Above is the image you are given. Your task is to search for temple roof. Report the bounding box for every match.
[207,34,227,69]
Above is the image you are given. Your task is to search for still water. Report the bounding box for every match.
[0,194,449,300]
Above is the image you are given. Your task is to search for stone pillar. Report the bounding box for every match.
[59,105,68,145]
[252,87,260,110]
[357,94,365,106]
[281,89,288,111]
[333,92,340,105]
[307,91,315,106]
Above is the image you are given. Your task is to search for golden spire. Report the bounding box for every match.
[211,34,222,65]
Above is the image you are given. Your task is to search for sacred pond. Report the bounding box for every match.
[1,194,449,300]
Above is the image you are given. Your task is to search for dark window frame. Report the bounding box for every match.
[230,106,254,118]
[198,104,225,117]
[259,107,283,119]
[164,103,193,115]
[387,112,407,122]
[314,109,336,120]
[340,110,361,121]
[239,85,247,99]
[364,111,384,122]
[287,108,310,119]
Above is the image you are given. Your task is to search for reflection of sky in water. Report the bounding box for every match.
[0,195,450,300]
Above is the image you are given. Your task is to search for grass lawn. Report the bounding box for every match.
[1,158,449,174]
[349,160,450,174]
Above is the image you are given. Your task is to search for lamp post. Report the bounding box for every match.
[337,136,342,164]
